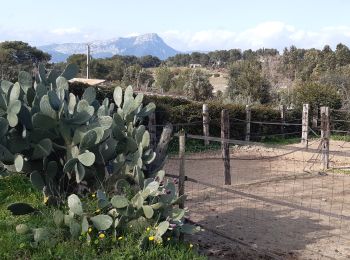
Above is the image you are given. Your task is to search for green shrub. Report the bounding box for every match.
[0,64,160,206]
[3,65,200,254]
[70,83,303,140]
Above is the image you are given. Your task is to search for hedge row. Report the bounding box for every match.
[144,96,302,140]
[70,82,303,141]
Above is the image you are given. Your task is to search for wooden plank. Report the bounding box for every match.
[301,104,309,148]
[245,105,251,141]
[203,104,209,145]
[221,109,231,185]
[280,105,286,138]
[320,106,330,170]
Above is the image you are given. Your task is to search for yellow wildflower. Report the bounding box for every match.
[146,227,150,232]
[118,236,123,240]
[167,237,171,241]
[189,243,193,248]
[98,233,105,239]
[92,193,96,198]
[148,236,154,241]
[88,227,93,233]
[129,224,133,228]
[95,209,101,213]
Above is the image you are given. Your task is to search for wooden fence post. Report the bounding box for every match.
[245,105,251,141]
[280,105,286,138]
[178,131,186,209]
[312,107,318,129]
[301,104,309,148]
[321,106,330,170]
[148,112,157,149]
[203,104,209,146]
[221,109,231,185]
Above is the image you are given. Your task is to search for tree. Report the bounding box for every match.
[242,49,257,60]
[171,68,191,94]
[335,43,350,67]
[293,82,341,112]
[0,41,50,81]
[227,59,268,104]
[183,69,213,101]
[106,59,125,81]
[122,64,142,86]
[90,59,109,79]
[154,66,173,92]
[228,49,242,62]
[138,55,161,68]
[281,45,306,80]
[318,66,350,109]
[137,69,154,90]
[67,54,87,77]
[165,54,191,66]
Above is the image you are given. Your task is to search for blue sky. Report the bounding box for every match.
[1,0,350,51]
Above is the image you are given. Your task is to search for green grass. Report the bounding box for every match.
[0,174,206,260]
[168,138,221,155]
[330,134,350,142]
[327,168,350,175]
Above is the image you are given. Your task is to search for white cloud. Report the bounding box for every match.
[50,27,81,36]
[160,22,350,52]
[1,21,350,51]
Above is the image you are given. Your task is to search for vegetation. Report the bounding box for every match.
[0,66,202,258]
[183,70,213,101]
[0,41,50,82]
[0,174,205,260]
[227,59,270,104]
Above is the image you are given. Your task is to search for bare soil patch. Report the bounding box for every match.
[166,140,350,259]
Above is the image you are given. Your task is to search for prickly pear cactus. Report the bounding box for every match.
[0,64,159,203]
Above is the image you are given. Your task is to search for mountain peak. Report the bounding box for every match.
[133,33,162,45]
[39,33,178,62]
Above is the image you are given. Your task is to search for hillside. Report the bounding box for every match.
[39,33,179,62]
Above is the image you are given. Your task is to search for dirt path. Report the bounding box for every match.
[165,140,350,259]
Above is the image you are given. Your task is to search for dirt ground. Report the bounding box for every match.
[165,140,350,259]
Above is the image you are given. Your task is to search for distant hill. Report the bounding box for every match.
[39,33,179,62]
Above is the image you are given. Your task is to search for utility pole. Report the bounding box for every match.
[86,44,90,79]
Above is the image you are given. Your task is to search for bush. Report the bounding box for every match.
[70,83,302,141]
[142,96,301,140]
[293,82,342,113]
[0,175,204,259]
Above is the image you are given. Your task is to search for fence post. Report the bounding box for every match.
[312,107,318,129]
[245,105,251,141]
[301,104,309,148]
[178,131,186,209]
[221,109,231,185]
[320,106,330,170]
[280,105,286,138]
[203,104,209,146]
[148,112,157,149]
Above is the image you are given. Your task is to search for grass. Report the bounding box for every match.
[330,134,350,142]
[0,174,206,260]
[168,138,221,155]
[327,168,350,175]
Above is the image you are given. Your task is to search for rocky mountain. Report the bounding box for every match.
[39,33,179,62]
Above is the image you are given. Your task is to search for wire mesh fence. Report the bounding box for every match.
[165,133,350,259]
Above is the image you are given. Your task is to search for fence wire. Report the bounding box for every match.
[165,133,350,259]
